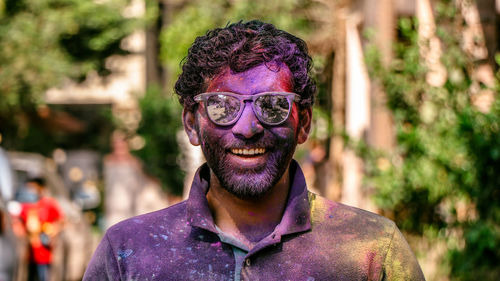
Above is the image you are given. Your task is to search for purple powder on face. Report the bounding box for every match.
[197,64,300,200]
[200,128,296,200]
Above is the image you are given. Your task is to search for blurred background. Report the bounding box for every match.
[0,0,499,280]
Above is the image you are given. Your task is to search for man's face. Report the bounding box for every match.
[185,63,310,199]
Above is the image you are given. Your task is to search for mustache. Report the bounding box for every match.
[222,137,276,150]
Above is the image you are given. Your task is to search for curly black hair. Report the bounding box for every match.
[174,20,316,111]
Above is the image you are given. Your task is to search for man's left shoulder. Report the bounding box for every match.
[308,192,396,237]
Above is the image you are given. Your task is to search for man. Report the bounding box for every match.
[84,20,425,280]
[19,177,63,281]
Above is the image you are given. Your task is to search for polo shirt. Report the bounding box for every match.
[83,161,425,280]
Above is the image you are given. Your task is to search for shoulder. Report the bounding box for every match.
[39,196,59,206]
[84,200,192,280]
[105,200,188,242]
[35,197,63,218]
[308,192,396,237]
[305,192,425,280]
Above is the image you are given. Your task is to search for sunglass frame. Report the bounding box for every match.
[193,91,300,126]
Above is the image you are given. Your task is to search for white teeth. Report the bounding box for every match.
[231,148,266,155]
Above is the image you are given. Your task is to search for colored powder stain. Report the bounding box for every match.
[186,247,192,251]
[210,242,221,248]
[329,214,334,219]
[117,249,133,260]
[208,264,213,271]
[160,234,168,240]
[133,219,144,224]
[365,251,382,280]
[307,277,315,281]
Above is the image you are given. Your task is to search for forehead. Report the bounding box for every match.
[206,63,293,94]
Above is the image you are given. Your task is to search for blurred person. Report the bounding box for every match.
[0,201,18,281]
[19,177,63,281]
[84,20,425,280]
[0,147,18,281]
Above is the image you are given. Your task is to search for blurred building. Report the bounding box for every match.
[41,0,171,231]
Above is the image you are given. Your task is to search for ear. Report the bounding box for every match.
[297,107,312,144]
[183,108,200,146]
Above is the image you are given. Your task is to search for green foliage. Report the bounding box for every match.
[364,2,500,280]
[132,86,184,196]
[0,0,144,153]
[448,101,500,280]
[160,0,314,84]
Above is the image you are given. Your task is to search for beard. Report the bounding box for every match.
[200,131,297,200]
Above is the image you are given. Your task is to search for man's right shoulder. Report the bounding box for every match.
[83,200,196,281]
[105,200,188,240]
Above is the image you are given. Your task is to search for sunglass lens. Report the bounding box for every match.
[255,95,290,124]
[206,94,241,125]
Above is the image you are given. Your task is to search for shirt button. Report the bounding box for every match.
[245,258,251,266]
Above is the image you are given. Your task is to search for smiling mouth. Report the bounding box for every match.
[230,148,266,156]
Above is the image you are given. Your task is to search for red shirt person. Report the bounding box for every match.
[19,177,63,281]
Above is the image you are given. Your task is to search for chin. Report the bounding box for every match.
[212,150,293,200]
[219,170,277,200]
[200,130,297,200]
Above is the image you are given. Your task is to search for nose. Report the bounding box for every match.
[231,102,264,139]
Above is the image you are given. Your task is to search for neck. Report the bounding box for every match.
[207,166,291,249]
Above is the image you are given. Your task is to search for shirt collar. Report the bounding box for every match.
[186,163,217,233]
[186,160,311,237]
[274,160,311,236]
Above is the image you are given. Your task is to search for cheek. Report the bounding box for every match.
[270,117,298,141]
[274,107,300,138]
[196,111,229,141]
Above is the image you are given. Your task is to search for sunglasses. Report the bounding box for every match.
[193,92,300,126]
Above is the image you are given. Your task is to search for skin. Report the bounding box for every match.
[183,63,311,248]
